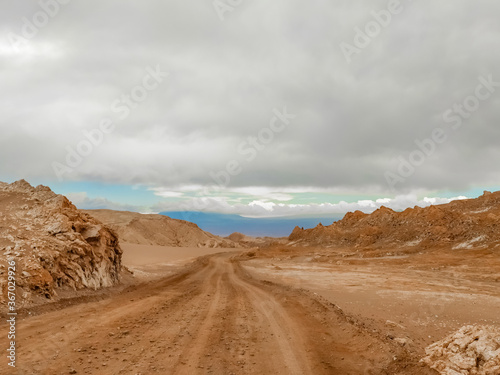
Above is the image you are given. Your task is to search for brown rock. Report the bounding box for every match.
[287,191,500,250]
[0,180,122,306]
[421,325,500,375]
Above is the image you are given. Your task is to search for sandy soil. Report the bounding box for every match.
[3,244,498,374]
[1,250,433,375]
[121,243,237,279]
[241,246,500,361]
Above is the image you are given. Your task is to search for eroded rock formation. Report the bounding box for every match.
[289,191,500,249]
[422,325,500,375]
[0,180,122,306]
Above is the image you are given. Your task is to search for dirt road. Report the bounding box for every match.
[6,253,434,374]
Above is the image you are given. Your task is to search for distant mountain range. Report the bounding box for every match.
[161,211,343,237]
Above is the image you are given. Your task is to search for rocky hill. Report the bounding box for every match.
[289,191,500,250]
[84,209,239,248]
[0,180,122,306]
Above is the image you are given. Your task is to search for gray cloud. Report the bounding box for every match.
[1,0,499,194]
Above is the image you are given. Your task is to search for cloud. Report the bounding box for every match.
[0,1,499,197]
[65,192,142,212]
[65,185,467,218]
[149,194,468,218]
[149,189,185,198]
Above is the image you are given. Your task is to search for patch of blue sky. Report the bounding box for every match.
[46,180,159,207]
[428,185,500,200]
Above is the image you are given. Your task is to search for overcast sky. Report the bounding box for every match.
[1,0,499,216]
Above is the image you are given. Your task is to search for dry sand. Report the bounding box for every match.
[3,244,499,374]
[121,243,238,266]
[121,243,239,280]
[242,246,500,364]
[7,251,432,375]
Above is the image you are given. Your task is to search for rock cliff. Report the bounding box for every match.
[0,180,122,306]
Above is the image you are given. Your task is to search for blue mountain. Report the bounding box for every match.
[160,211,343,237]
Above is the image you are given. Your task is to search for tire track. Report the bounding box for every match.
[8,252,435,375]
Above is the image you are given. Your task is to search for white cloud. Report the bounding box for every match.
[151,190,185,198]
[248,200,275,212]
[150,194,469,218]
[65,186,469,219]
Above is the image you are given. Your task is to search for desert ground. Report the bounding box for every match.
[3,243,498,374]
[243,246,500,354]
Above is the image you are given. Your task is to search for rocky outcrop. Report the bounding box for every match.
[0,180,122,306]
[288,191,500,249]
[84,209,239,248]
[421,325,500,374]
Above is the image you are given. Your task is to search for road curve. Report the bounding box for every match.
[7,252,434,374]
